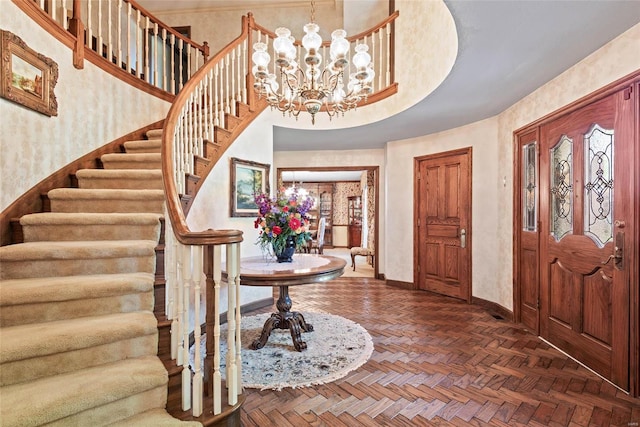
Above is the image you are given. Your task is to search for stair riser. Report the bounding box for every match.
[50,199,165,214]
[22,224,161,242]
[0,256,156,280]
[102,160,162,170]
[78,177,163,190]
[0,292,154,327]
[123,140,161,154]
[1,335,157,387]
[5,387,168,427]
[55,387,168,427]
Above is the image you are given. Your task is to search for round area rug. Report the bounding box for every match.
[189,311,373,391]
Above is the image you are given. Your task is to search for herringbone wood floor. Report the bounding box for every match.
[240,278,640,426]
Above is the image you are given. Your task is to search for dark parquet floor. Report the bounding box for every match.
[240,278,640,426]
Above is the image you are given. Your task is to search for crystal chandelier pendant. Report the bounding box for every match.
[251,0,372,124]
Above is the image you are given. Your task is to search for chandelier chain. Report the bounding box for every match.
[310,0,315,23]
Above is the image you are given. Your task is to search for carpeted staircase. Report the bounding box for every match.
[0,129,201,426]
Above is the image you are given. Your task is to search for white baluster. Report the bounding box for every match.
[51,0,57,23]
[192,245,204,416]
[212,245,222,415]
[378,29,383,91]
[178,38,184,91]
[126,2,131,74]
[206,70,213,140]
[230,48,236,116]
[87,0,92,48]
[214,63,220,128]
[242,39,248,104]
[98,1,103,57]
[162,28,167,91]
[107,0,112,63]
[226,244,238,405]
[176,241,185,367]
[233,242,242,390]
[135,8,140,78]
[181,243,192,411]
[224,55,231,115]
[170,34,176,94]
[116,0,122,68]
[144,17,150,83]
[153,23,159,86]
[386,23,391,87]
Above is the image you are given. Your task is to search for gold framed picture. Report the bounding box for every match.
[1,29,58,116]
[230,157,271,217]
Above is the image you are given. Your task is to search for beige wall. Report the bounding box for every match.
[187,112,277,313]
[0,2,171,212]
[386,23,640,310]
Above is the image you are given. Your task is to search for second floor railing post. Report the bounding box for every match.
[68,0,84,69]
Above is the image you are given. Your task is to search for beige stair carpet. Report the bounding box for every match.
[0,128,200,426]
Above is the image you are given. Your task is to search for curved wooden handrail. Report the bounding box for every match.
[161,17,253,245]
[249,10,399,46]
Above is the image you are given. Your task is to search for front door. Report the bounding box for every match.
[539,88,633,390]
[415,148,472,302]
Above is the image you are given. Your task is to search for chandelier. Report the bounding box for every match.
[251,1,375,124]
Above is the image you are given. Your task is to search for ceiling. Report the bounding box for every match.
[139,1,640,151]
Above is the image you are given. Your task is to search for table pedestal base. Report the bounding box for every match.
[250,285,313,352]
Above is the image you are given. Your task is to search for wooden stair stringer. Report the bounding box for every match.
[181,99,268,215]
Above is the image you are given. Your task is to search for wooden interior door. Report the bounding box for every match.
[415,147,471,302]
[539,88,633,390]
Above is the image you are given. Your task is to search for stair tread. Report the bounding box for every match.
[0,356,167,427]
[76,169,162,178]
[146,129,163,139]
[20,212,163,226]
[0,273,154,306]
[0,311,157,363]
[48,188,165,200]
[0,240,157,261]
[102,153,161,160]
[106,408,202,426]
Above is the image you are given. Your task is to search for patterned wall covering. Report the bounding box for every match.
[366,170,375,250]
[333,182,362,225]
[332,177,375,251]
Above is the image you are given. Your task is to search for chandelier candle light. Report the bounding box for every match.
[252,0,375,124]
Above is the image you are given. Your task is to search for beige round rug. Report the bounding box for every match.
[190,311,373,391]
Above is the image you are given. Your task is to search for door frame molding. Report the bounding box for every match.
[276,165,380,278]
[512,69,640,397]
[413,146,473,301]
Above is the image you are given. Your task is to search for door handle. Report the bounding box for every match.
[601,231,623,270]
[460,228,466,248]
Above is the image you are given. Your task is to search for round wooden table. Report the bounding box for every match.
[237,254,346,351]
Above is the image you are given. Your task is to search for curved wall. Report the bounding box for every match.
[384,23,640,309]
[0,2,171,211]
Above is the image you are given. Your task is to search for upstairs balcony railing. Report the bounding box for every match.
[21,0,209,96]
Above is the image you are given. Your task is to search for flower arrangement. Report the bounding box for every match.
[254,188,314,258]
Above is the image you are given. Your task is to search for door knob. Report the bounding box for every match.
[460,228,466,248]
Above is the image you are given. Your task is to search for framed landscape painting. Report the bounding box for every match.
[230,157,270,217]
[0,29,58,116]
